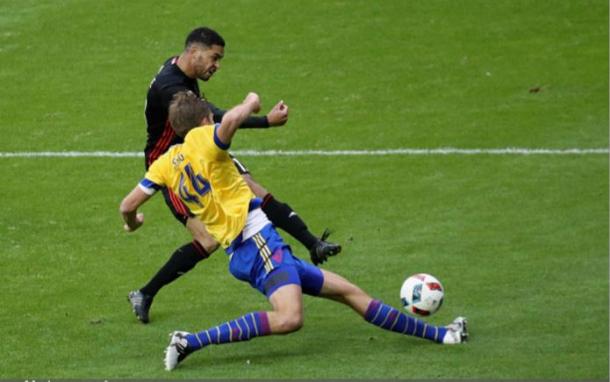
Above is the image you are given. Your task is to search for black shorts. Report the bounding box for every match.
[229,153,250,175]
[162,154,251,225]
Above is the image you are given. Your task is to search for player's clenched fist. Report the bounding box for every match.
[266,100,288,126]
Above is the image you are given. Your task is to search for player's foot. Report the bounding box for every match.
[127,290,153,324]
[442,316,468,344]
[164,331,194,371]
[309,229,342,265]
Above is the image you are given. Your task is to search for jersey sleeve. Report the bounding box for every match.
[139,154,169,195]
[212,123,231,150]
[209,101,269,128]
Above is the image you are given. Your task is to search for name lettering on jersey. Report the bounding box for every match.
[172,153,185,167]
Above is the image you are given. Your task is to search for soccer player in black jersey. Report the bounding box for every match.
[128,27,341,323]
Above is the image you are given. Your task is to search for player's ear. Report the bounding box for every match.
[201,112,213,125]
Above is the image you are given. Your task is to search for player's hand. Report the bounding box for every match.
[245,92,261,114]
[124,212,144,232]
[267,100,288,126]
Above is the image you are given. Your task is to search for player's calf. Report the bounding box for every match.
[164,311,272,370]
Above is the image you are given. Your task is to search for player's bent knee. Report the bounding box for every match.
[187,218,220,254]
[268,284,304,333]
[199,237,219,254]
[275,313,303,334]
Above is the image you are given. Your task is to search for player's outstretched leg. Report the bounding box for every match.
[164,311,271,371]
[317,269,468,345]
[164,284,303,370]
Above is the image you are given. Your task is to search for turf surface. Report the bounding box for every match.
[0,0,608,379]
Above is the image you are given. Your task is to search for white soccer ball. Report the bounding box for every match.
[400,273,444,316]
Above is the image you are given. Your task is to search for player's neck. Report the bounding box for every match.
[176,54,196,79]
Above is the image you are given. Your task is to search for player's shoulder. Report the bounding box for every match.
[153,57,188,87]
[154,142,182,159]
[185,123,229,152]
[166,143,187,160]
[150,144,184,172]
[184,125,215,141]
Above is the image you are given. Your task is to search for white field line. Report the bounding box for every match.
[0,148,608,158]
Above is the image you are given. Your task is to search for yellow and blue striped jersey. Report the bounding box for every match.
[139,124,254,248]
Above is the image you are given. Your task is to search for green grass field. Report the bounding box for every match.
[1,0,608,379]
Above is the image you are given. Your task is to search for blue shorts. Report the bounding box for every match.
[227,224,324,298]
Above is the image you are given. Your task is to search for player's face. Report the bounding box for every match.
[192,44,224,81]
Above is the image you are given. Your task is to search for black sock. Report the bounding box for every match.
[140,241,208,297]
[261,194,318,250]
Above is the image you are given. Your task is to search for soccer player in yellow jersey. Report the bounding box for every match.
[119,91,469,371]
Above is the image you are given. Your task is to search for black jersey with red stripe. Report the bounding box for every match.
[144,56,199,169]
[144,56,270,169]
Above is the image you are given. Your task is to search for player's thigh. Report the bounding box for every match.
[269,283,303,315]
[318,269,372,315]
[267,283,304,332]
[185,217,219,254]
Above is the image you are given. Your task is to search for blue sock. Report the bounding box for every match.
[364,299,447,343]
[185,311,271,350]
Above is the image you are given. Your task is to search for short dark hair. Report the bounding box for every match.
[184,27,225,49]
[168,91,212,137]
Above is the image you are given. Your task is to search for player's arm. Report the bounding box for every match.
[210,99,287,128]
[215,92,261,146]
[119,170,164,232]
[119,186,152,232]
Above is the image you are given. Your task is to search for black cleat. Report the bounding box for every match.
[309,229,342,265]
[128,290,153,324]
